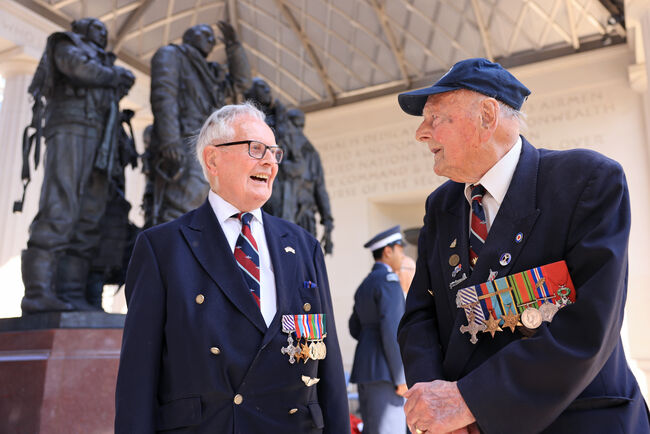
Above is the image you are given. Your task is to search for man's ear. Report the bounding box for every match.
[203,146,219,176]
[479,98,499,139]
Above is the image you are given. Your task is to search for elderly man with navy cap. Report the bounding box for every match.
[397,58,650,434]
[349,226,408,434]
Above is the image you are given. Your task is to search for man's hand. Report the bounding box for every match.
[396,383,408,397]
[403,380,475,434]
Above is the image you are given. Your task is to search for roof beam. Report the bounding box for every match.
[227,0,240,34]
[470,0,494,61]
[274,0,336,103]
[367,0,410,85]
[112,0,156,53]
[565,0,580,49]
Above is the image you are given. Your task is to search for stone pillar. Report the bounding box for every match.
[0,58,39,318]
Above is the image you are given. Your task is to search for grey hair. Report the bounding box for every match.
[498,101,527,132]
[195,101,266,180]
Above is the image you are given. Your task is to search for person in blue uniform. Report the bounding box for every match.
[115,102,350,433]
[349,226,408,434]
[396,58,650,434]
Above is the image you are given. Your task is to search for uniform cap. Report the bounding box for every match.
[364,226,403,251]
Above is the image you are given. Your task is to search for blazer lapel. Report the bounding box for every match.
[260,212,298,348]
[434,183,471,314]
[444,138,542,380]
[180,201,267,334]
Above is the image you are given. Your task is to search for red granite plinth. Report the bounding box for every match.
[0,328,123,433]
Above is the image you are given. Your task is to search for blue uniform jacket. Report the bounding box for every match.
[115,200,350,433]
[349,262,406,386]
[398,138,650,433]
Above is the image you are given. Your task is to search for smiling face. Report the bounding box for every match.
[203,115,278,211]
[415,90,495,183]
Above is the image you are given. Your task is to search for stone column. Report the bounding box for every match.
[0,57,39,318]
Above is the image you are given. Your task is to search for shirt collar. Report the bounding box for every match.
[208,190,263,226]
[376,261,393,272]
[464,136,522,205]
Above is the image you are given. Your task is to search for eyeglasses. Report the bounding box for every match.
[211,140,283,164]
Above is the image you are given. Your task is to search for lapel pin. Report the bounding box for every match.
[427,289,434,296]
[488,269,498,281]
[452,263,462,278]
[499,253,511,266]
[284,246,296,254]
[450,238,457,248]
[449,254,460,267]
[515,232,523,243]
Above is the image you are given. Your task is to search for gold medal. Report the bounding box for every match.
[449,254,460,267]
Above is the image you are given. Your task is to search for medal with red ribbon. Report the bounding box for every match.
[456,260,576,344]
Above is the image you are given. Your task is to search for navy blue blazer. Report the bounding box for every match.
[398,138,650,433]
[115,201,350,433]
[349,262,406,386]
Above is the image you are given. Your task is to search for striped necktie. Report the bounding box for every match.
[469,184,488,270]
[234,212,261,307]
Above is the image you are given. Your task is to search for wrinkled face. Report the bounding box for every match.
[205,115,279,211]
[187,25,216,57]
[87,20,108,49]
[415,91,484,183]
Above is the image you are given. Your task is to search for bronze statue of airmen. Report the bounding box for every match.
[287,108,334,254]
[20,17,135,313]
[148,22,252,225]
[244,78,299,220]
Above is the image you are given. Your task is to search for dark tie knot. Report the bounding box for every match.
[470,184,486,201]
[238,212,254,227]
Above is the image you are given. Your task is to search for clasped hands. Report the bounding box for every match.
[404,380,478,434]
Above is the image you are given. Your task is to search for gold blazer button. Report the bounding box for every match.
[233,394,243,405]
[210,347,221,355]
[303,303,312,312]
[289,408,298,415]
[195,294,205,304]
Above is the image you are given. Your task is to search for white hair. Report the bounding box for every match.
[498,100,527,132]
[195,101,266,180]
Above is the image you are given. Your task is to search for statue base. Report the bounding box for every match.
[0,313,125,433]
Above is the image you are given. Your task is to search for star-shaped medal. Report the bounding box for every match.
[299,342,311,364]
[482,314,503,338]
[501,310,522,333]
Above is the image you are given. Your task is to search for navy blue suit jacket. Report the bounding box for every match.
[349,262,406,386]
[115,201,350,433]
[398,138,650,433]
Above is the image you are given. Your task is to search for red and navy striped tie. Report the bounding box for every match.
[234,212,261,307]
[469,184,488,270]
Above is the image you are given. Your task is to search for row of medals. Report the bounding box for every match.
[281,334,327,364]
[493,294,570,334]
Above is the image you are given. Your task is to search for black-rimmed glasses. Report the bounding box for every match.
[211,140,283,164]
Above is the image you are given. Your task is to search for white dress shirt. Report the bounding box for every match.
[464,136,522,232]
[208,190,277,327]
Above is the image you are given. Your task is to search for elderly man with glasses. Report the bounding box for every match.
[115,102,350,433]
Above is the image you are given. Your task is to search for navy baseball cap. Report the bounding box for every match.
[398,58,531,116]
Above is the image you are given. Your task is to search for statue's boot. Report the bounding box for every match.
[56,255,100,311]
[21,248,74,314]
